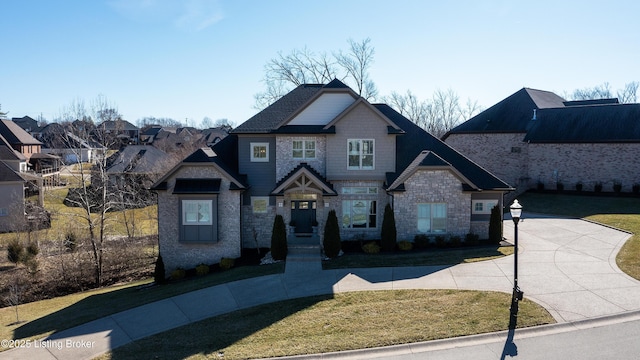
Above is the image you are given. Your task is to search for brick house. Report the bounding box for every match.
[443,88,640,196]
[152,80,511,272]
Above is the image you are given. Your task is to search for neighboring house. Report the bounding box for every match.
[443,88,640,195]
[0,160,26,233]
[105,145,173,195]
[98,119,140,146]
[11,116,40,134]
[153,79,511,273]
[40,123,106,164]
[0,134,28,172]
[0,119,42,161]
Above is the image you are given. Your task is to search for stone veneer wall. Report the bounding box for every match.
[242,205,277,249]
[393,169,471,240]
[157,165,242,275]
[275,136,326,181]
[529,143,640,192]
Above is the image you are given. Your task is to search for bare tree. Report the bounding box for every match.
[617,81,639,103]
[254,38,377,109]
[571,82,613,100]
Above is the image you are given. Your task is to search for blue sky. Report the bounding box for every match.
[1,0,638,127]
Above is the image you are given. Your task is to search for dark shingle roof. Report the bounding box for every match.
[106,145,169,174]
[445,88,566,136]
[375,104,511,191]
[173,178,221,194]
[525,103,640,143]
[232,84,324,133]
[0,120,42,145]
[0,160,23,182]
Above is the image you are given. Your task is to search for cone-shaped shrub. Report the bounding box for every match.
[489,204,503,244]
[154,254,167,284]
[381,203,397,251]
[323,210,341,258]
[271,215,288,261]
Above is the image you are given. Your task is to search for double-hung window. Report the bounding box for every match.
[417,203,447,233]
[292,140,315,159]
[347,139,374,170]
[342,200,377,228]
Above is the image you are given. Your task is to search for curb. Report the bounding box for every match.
[262,309,640,359]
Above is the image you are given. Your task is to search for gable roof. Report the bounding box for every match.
[444,88,566,136]
[271,162,337,196]
[375,104,512,191]
[0,160,24,182]
[98,120,139,131]
[106,145,169,174]
[0,119,42,146]
[11,116,39,132]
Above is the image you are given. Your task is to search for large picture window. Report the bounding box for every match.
[342,200,377,228]
[417,203,447,233]
[251,142,269,162]
[292,140,316,159]
[182,200,212,225]
[347,139,374,170]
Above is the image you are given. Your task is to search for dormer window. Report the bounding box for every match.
[292,140,315,159]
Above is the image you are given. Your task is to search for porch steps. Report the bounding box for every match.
[285,234,322,274]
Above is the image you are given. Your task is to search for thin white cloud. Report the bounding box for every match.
[108,0,224,32]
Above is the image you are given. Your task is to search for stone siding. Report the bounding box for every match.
[242,204,277,248]
[157,165,242,276]
[393,169,471,240]
[275,136,326,181]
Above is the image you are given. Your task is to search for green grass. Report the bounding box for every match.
[0,263,285,346]
[102,290,553,360]
[517,192,640,280]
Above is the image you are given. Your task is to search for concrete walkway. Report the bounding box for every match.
[2,216,639,360]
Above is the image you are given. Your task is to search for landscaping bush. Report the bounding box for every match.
[362,242,380,254]
[7,239,24,265]
[220,258,235,270]
[195,263,210,276]
[488,204,502,244]
[556,181,564,192]
[449,235,462,248]
[613,182,622,193]
[633,183,640,194]
[575,182,583,192]
[435,235,447,248]
[323,210,342,258]
[64,231,78,252]
[594,182,603,193]
[397,240,413,251]
[380,204,397,252]
[414,234,431,249]
[154,254,166,284]
[465,233,480,246]
[171,268,186,280]
[270,215,288,261]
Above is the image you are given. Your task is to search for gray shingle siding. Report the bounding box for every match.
[238,136,276,205]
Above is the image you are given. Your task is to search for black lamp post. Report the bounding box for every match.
[510,199,524,320]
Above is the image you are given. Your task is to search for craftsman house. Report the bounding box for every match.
[443,88,640,195]
[153,80,511,272]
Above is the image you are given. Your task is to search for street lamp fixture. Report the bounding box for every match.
[510,199,524,322]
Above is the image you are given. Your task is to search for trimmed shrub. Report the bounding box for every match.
[575,182,583,192]
[398,240,413,251]
[26,243,39,257]
[270,215,288,261]
[323,210,342,258]
[154,254,167,284]
[435,235,447,248]
[362,242,380,254]
[488,204,503,244]
[450,235,462,248]
[594,182,603,193]
[220,258,235,270]
[195,263,210,276]
[414,234,430,249]
[465,233,480,246]
[613,182,622,193]
[171,268,186,280]
[380,204,397,252]
[633,183,640,194]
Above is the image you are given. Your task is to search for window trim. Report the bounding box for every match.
[471,200,499,215]
[250,142,269,162]
[292,140,316,159]
[342,199,377,229]
[252,196,269,214]
[417,203,447,234]
[181,200,213,226]
[347,139,375,170]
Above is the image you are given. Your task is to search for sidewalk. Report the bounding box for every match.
[2,217,639,360]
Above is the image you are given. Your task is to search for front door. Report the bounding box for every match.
[291,200,316,233]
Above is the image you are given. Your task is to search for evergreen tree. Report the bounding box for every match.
[154,254,167,284]
[489,204,503,244]
[271,215,288,261]
[323,210,341,258]
[380,204,397,251]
